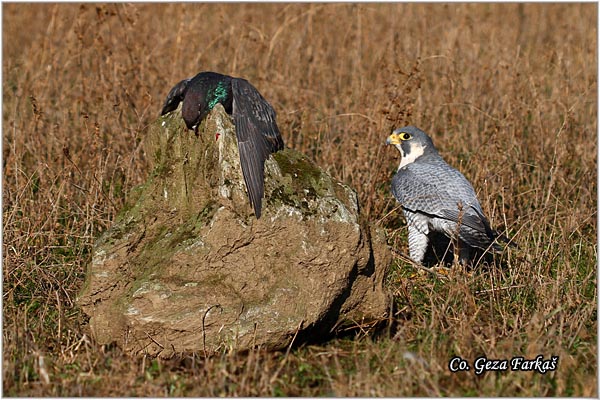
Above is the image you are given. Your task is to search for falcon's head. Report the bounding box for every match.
[386,126,438,169]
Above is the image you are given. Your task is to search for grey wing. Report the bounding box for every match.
[160,78,191,116]
[392,164,496,248]
[440,204,499,249]
[231,79,284,218]
[231,78,284,152]
[391,167,448,216]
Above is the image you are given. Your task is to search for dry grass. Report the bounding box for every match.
[2,3,597,396]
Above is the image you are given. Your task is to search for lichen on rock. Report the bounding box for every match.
[77,104,392,357]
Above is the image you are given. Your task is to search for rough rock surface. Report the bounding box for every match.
[77,105,392,357]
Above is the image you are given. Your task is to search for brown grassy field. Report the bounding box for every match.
[2,3,597,396]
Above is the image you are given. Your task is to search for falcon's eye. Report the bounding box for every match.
[399,132,412,140]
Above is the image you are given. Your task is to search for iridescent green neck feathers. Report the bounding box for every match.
[207,81,229,110]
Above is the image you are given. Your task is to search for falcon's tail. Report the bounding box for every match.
[471,207,517,252]
[493,230,518,250]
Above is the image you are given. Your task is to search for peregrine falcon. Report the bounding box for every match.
[386,126,509,266]
[161,71,285,219]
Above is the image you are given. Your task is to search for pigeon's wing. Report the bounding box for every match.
[160,78,191,116]
[231,79,284,218]
[231,78,284,152]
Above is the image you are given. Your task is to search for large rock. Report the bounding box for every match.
[77,104,391,357]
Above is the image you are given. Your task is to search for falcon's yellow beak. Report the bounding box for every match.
[386,132,402,145]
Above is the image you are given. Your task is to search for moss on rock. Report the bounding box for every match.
[78,105,391,356]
